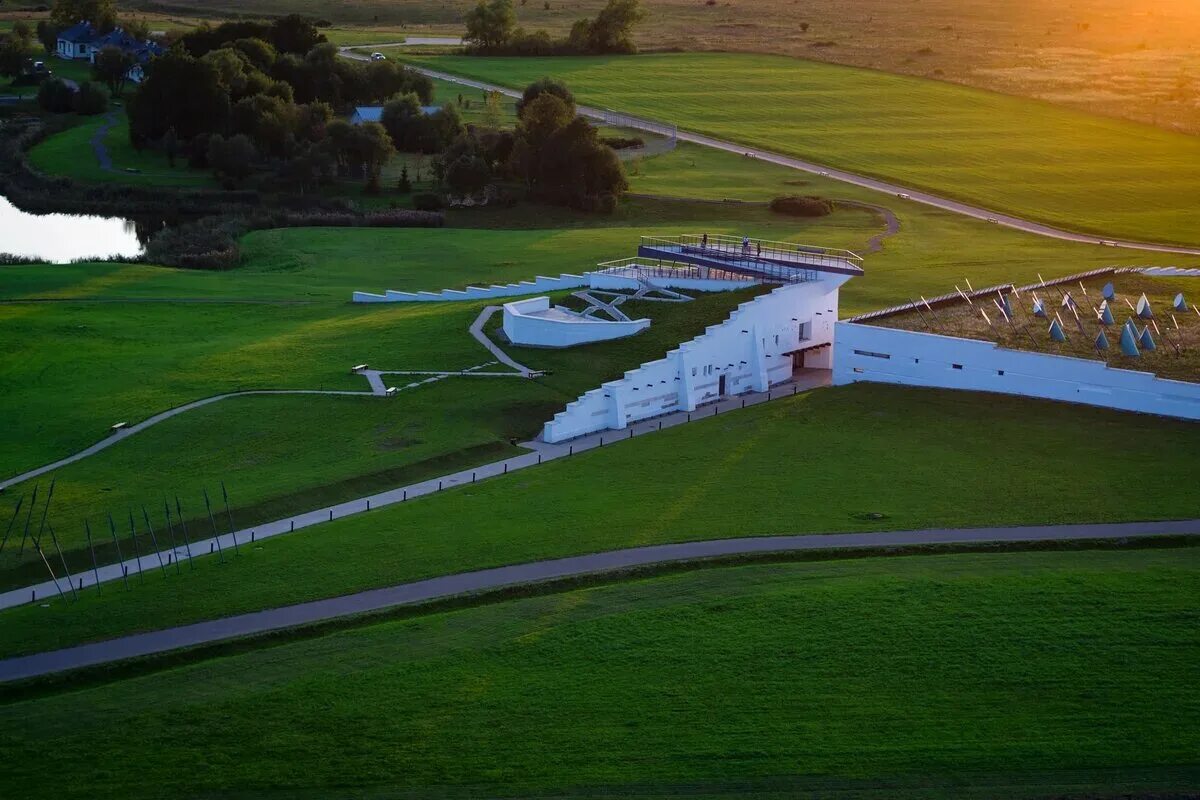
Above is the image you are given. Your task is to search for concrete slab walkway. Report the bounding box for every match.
[3,516,1197,682]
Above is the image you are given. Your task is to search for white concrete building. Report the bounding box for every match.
[542,236,862,442]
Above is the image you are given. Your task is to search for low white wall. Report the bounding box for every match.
[542,277,847,442]
[502,297,651,348]
[352,273,587,303]
[587,272,759,293]
[833,322,1200,420]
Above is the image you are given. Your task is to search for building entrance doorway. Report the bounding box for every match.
[718,374,727,396]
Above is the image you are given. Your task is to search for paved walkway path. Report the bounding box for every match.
[0,373,831,610]
[368,55,1200,257]
[89,111,119,172]
[469,305,538,375]
[3,516,1197,682]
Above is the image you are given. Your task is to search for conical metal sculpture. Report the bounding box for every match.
[1095,329,1110,350]
[1119,323,1140,357]
[1136,293,1154,319]
[1139,326,1157,351]
[1049,318,1067,342]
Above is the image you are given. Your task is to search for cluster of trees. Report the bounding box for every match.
[37,78,108,115]
[465,0,645,56]
[0,21,36,81]
[431,78,626,213]
[124,17,434,191]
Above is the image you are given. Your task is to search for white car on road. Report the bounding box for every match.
[370,52,387,61]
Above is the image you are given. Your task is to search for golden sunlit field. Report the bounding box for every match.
[101,0,1200,133]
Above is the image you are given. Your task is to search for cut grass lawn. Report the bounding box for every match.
[0,276,761,588]
[403,52,1200,246]
[2,382,1197,658]
[3,547,1198,799]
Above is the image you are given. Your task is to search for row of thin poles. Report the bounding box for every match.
[0,481,242,602]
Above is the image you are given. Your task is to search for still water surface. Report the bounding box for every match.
[0,194,144,263]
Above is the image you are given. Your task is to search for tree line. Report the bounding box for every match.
[465,0,646,56]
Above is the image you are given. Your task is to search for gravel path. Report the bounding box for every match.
[3,517,1196,682]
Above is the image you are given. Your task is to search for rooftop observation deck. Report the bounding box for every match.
[637,234,864,283]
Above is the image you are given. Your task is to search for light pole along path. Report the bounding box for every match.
[340,48,1200,258]
[2,518,1198,682]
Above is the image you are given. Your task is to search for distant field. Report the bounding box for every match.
[115,0,1200,134]
[3,382,1197,658]
[406,52,1200,246]
[4,547,1198,799]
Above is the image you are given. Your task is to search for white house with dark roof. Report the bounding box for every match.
[55,22,163,82]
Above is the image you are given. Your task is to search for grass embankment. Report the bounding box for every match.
[3,547,1198,799]
[2,382,1197,658]
[403,52,1200,246]
[0,259,763,588]
[870,272,1200,382]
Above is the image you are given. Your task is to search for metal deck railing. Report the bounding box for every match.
[594,257,793,284]
[639,234,863,276]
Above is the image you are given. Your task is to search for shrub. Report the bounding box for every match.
[74,81,109,115]
[769,195,833,217]
[36,79,75,113]
[412,192,444,211]
[600,135,644,150]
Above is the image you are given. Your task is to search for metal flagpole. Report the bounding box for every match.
[0,495,23,555]
[18,482,39,556]
[203,488,225,563]
[127,511,144,583]
[47,523,77,600]
[85,519,102,594]
[175,496,194,569]
[141,506,167,576]
[163,500,181,575]
[107,513,129,590]
[221,482,240,556]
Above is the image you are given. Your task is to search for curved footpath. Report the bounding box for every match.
[2,519,1198,682]
[347,50,1200,257]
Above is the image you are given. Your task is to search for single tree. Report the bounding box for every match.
[92,45,135,96]
[464,0,516,51]
[515,77,575,118]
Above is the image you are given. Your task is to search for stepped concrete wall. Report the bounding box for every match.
[542,278,848,442]
[353,274,588,303]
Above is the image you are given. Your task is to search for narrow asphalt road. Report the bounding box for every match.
[2,519,1197,682]
[344,50,1200,258]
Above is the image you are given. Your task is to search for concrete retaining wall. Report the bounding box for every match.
[833,322,1200,420]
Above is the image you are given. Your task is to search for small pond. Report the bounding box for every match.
[0,194,147,264]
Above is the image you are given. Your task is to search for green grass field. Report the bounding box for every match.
[3,382,1197,658]
[3,547,1198,799]
[404,52,1200,246]
[0,261,762,587]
